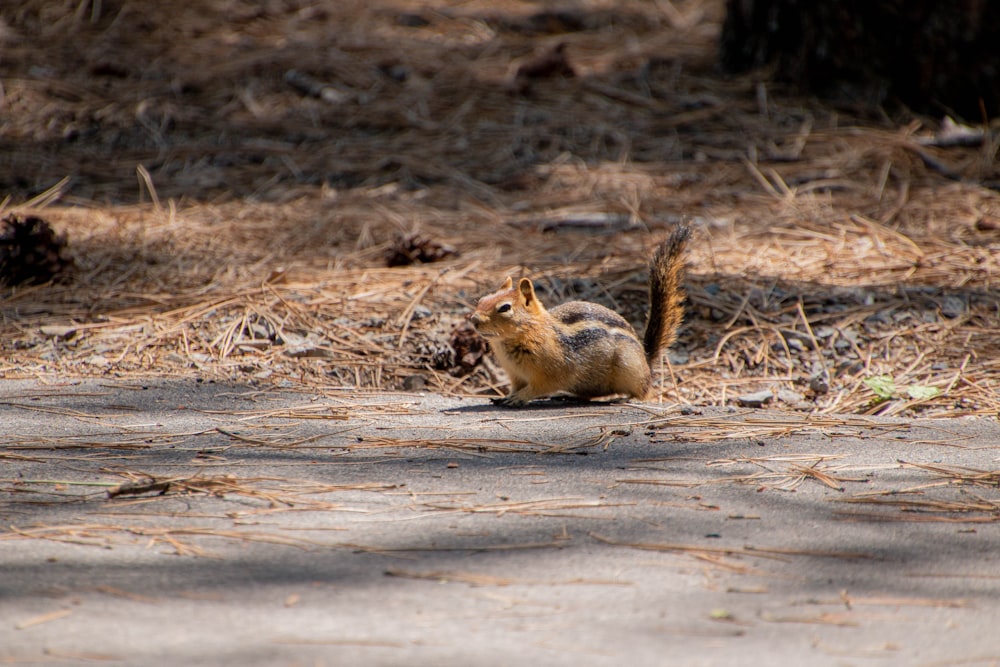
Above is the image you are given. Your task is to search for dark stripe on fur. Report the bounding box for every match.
[556,326,609,351]
[555,306,632,330]
[613,331,643,348]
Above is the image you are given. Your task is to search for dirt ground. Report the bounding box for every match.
[2,0,998,416]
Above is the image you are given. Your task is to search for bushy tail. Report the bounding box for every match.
[642,225,690,363]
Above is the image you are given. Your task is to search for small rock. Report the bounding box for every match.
[865,310,892,325]
[776,388,804,404]
[82,354,109,367]
[737,390,773,408]
[40,325,77,340]
[808,373,830,394]
[236,339,271,351]
[402,374,427,391]
[812,326,836,339]
[247,322,275,341]
[667,349,689,365]
[282,333,330,358]
[284,345,331,359]
[835,360,864,376]
[164,352,187,365]
[940,296,965,319]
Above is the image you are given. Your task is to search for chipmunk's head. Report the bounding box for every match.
[468,276,545,339]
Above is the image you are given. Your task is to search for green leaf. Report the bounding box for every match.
[906,385,941,400]
[863,374,896,399]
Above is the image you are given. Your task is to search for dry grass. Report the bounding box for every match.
[835,460,1000,522]
[1,0,998,416]
[620,452,869,492]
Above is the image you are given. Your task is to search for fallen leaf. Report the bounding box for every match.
[906,385,941,400]
[863,375,896,399]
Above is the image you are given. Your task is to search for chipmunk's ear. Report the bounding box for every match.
[517,277,537,306]
[500,276,513,290]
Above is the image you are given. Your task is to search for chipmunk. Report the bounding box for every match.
[468,226,689,407]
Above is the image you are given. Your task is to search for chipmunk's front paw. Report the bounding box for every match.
[492,394,528,408]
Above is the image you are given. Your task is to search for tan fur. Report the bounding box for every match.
[468,228,689,407]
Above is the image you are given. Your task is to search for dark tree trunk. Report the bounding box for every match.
[720,0,1000,121]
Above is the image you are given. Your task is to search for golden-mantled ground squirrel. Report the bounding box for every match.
[469,226,689,407]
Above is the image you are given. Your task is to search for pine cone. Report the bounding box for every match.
[385,233,457,267]
[0,214,74,286]
[449,322,488,372]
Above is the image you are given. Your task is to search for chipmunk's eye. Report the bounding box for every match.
[496,303,512,314]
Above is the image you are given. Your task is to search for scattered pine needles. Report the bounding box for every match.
[1,0,998,416]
